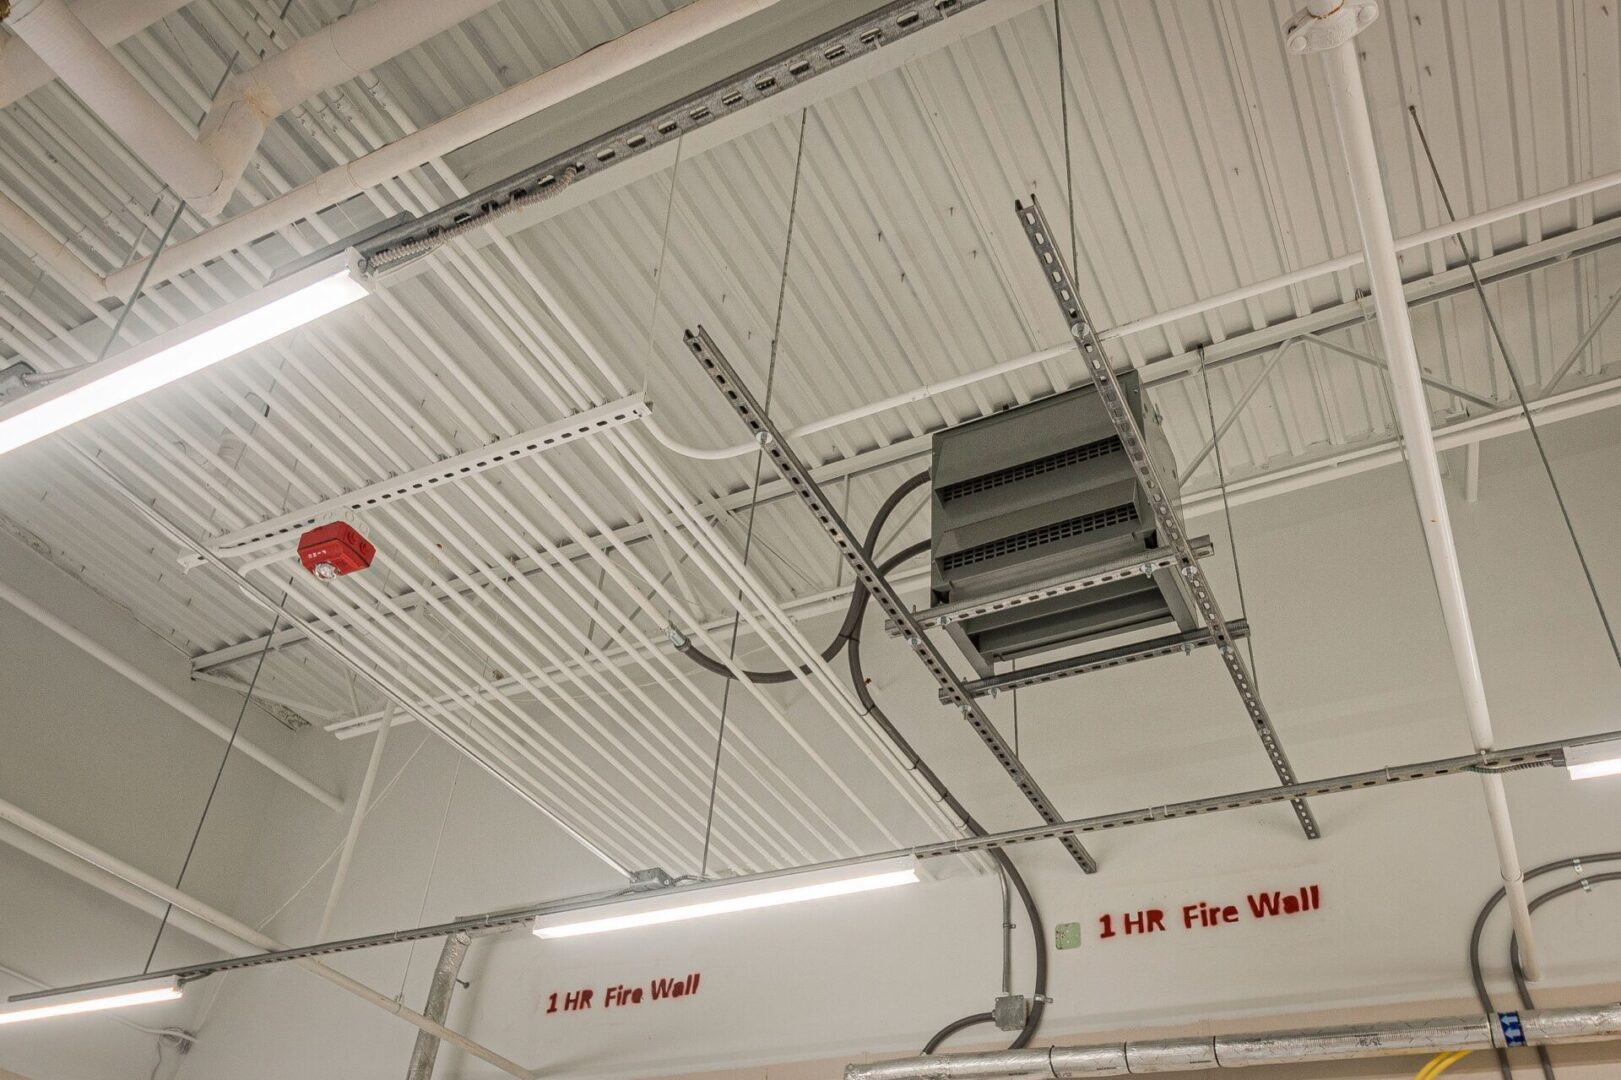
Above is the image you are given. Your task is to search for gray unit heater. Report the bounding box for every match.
[929,374,1199,676]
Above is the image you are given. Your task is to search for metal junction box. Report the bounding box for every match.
[929,375,1199,676]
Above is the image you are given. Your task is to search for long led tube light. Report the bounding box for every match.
[0,251,367,457]
[0,978,181,1025]
[1566,740,1621,781]
[533,857,921,939]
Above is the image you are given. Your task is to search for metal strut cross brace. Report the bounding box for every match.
[1014,195,1320,841]
[682,326,1099,874]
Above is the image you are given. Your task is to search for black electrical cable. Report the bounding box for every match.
[674,470,930,683]
[1468,852,1621,1080]
[922,1012,996,1055]
[1507,871,1621,1080]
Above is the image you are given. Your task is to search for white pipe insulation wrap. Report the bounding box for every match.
[845,1005,1621,1079]
[0,794,533,1080]
[5,0,223,203]
[0,0,191,108]
[1300,5,1543,981]
[192,0,506,216]
[0,188,113,301]
[101,0,795,296]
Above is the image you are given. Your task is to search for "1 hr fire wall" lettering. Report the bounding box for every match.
[546,973,702,1014]
[1097,885,1321,940]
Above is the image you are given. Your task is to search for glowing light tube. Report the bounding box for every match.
[0,251,366,457]
[0,978,182,1025]
[533,858,921,939]
[1566,739,1621,781]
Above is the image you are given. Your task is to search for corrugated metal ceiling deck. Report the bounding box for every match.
[0,0,1617,871]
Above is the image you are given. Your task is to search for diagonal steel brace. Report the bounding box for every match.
[682,326,1098,873]
[1014,195,1319,840]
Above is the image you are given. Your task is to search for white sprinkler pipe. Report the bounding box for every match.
[1293,0,1541,979]
[0,0,191,107]
[194,0,505,216]
[5,0,223,203]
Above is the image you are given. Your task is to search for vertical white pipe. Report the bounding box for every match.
[1313,33,1541,979]
[316,701,395,939]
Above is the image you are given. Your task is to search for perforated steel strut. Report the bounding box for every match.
[682,326,1097,874]
[1014,195,1319,840]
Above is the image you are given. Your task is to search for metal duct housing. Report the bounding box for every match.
[929,375,1198,675]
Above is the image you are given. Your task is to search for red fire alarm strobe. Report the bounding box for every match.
[298,522,375,580]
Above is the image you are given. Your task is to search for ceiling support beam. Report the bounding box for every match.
[0,575,342,812]
[0,794,532,1079]
[1288,0,1541,978]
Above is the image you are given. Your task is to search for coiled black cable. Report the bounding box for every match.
[673,470,930,683]
[673,468,1049,1052]
[1469,851,1621,1080]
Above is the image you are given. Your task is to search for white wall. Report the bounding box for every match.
[4,413,1620,1080]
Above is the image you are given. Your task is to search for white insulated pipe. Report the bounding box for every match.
[0,577,343,812]
[1306,10,1542,979]
[5,0,223,203]
[194,0,504,216]
[0,794,532,1080]
[0,0,191,107]
[102,0,792,295]
[845,1005,1621,1079]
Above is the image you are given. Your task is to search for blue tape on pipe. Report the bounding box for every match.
[1498,1011,1526,1047]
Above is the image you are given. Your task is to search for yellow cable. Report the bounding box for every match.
[1414,1049,1472,1079]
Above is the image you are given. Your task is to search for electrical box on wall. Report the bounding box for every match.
[928,375,1198,676]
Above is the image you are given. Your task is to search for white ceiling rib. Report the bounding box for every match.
[0,0,1617,876]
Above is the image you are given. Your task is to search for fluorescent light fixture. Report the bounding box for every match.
[1566,740,1621,781]
[533,857,921,939]
[0,978,182,1025]
[0,250,366,458]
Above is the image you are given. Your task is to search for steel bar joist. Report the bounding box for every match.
[1014,196,1319,841]
[681,326,1098,874]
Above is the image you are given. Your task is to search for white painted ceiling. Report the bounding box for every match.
[1,0,1617,878]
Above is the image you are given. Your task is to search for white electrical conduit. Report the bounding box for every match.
[315,95,961,854]
[642,166,1621,462]
[311,118,913,862]
[845,1004,1621,1079]
[0,578,342,812]
[0,795,532,1080]
[1307,3,1541,979]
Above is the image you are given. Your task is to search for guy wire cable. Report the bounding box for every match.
[1407,106,1621,670]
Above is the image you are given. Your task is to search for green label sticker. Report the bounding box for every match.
[1055,921,1081,950]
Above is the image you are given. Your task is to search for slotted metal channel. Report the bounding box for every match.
[955,620,1249,701]
[1015,196,1319,840]
[682,327,1097,874]
[887,537,1214,636]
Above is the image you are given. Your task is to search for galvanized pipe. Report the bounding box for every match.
[845,1004,1621,1080]
[405,929,479,1080]
[1298,1,1542,980]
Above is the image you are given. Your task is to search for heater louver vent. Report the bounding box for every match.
[940,503,1139,572]
[937,435,1123,504]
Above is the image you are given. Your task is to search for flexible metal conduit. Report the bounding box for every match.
[846,1004,1621,1079]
